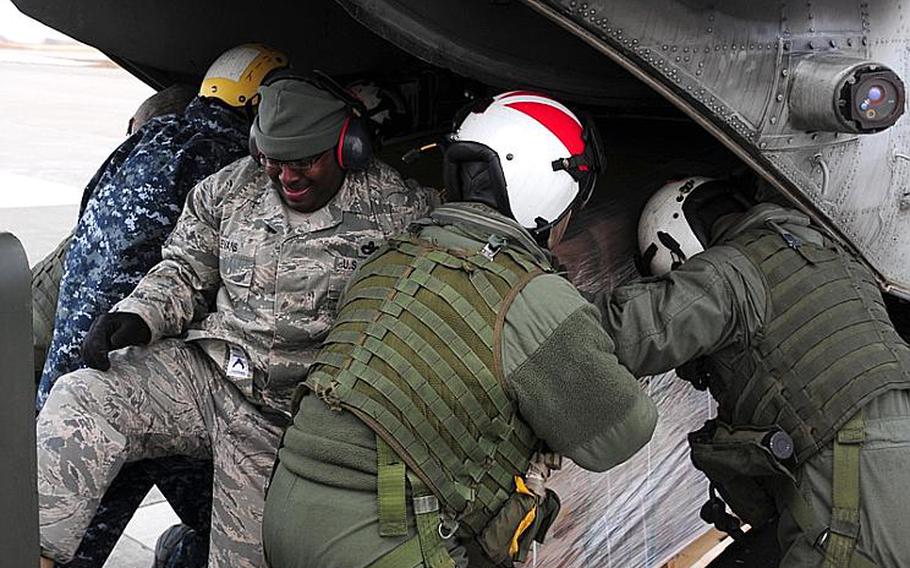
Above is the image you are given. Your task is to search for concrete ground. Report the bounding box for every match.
[103,488,181,567]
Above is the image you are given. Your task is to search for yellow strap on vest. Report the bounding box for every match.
[508,475,538,558]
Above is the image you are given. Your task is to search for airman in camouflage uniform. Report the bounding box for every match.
[37,77,437,568]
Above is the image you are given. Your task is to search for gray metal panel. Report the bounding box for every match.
[523,0,910,296]
[331,0,669,107]
[0,233,38,565]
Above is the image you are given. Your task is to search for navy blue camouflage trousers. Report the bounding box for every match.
[60,458,212,568]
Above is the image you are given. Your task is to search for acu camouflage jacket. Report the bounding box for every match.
[114,156,437,411]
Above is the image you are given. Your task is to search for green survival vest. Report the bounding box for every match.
[707,225,910,463]
[303,207,552,537]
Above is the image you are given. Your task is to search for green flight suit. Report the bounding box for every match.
[262,202,658,568]
[599,203,910,568]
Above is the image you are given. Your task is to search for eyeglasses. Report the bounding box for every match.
[260,152,325,176]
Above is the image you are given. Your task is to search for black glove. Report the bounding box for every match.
[81,312,152,371]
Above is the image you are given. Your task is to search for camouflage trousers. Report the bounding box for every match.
[37,338,287,568]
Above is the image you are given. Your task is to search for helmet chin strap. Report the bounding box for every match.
[545,211,573,249]
[528,185,584,248]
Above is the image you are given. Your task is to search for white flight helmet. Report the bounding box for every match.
[638,176,717,277]
[444,91,602,237]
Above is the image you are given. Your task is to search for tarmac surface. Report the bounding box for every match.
[0,44,153,263]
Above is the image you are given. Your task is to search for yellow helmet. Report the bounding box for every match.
[199,44,288,107]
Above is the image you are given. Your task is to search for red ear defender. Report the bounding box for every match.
[336,115,373,171]
[336,116,352,169]
[253,70,373,171]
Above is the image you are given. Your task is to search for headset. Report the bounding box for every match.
[250,69,374,171]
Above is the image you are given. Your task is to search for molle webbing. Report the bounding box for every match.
[727,229,910,463]
[305,233,544,535]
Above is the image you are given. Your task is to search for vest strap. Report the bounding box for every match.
[782,412,875,568]
[375,435,456,568]
[378,437,408,537]
[408,471,457,568]
[823,411,868,568]
[492,269,545,391]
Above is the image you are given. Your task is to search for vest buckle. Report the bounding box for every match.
[481,235,507,260]
[783,233,803,249]
[814,527,830,551]
[438,517,459,540]
[413,495,439,515]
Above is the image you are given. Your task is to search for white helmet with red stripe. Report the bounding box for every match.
[444,91,603,237]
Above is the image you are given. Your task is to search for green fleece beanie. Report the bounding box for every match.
[252,78,347,160]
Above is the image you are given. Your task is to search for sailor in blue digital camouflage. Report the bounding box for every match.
[30,83,196,389]
[34,45,290,568]
[37,71,261,410]
[37,74,438,568]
